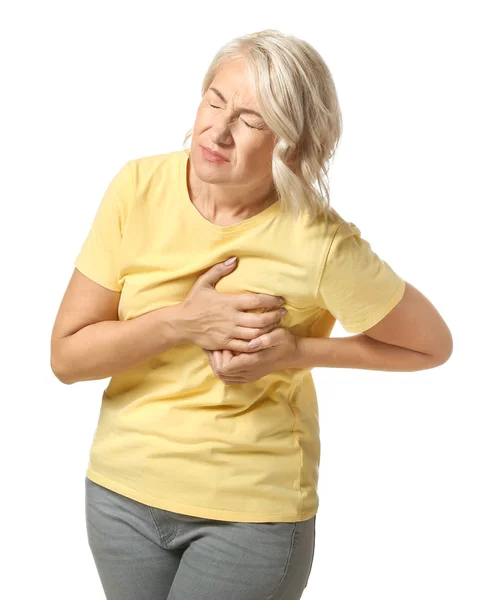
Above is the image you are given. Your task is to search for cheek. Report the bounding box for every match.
[243,144,273,171]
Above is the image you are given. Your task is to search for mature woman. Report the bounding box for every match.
[51,29,452,600]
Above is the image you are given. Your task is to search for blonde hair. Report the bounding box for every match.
[183,29,343,229]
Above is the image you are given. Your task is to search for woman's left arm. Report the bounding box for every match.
[294,280,453,372]
[204,280,453,383]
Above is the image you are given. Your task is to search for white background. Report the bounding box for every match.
[2,1,482,598]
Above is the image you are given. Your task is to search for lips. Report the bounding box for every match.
[200,145,228,161]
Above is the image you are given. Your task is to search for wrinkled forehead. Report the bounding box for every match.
[210,58,259,110]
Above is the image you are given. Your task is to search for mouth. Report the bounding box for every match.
[200,145,229,162]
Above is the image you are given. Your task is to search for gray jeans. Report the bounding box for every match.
[85,476,316,600]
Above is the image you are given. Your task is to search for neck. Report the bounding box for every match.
[187,156,278,223]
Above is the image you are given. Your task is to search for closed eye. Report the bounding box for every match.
[208,103,259,129]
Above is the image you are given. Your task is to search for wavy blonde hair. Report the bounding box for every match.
[183,29,343,229]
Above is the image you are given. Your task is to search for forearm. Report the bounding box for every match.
[53,304,188,384]
[292,333,444,372]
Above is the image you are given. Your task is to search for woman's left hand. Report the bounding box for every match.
[202,327,300,384]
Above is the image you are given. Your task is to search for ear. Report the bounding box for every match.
[285,153,300,176]
[285,146,300,170]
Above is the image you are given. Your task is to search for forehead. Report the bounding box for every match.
[211,58,258,108]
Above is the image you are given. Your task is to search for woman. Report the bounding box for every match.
[51,29,452,600]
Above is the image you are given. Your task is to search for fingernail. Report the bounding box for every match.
[281,309,287,315]
[248,339,260,348]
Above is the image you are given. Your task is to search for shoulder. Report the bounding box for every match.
[128,149,185,184]
[301,205,357,246]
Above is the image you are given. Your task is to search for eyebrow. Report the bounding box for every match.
[209,87,264,119]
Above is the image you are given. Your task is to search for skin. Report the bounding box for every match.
[189,56,298,381]
[187,56,280,225]
[202,330,299,385]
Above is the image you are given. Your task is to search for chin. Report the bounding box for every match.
[194,150,232,181]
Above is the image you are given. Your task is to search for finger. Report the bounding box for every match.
[226,338,267,353]
[226,328,284,354]
[235,293,286,313]
[231,321,280,342]
[221,349,233,369]
[220,351,258,374]
[235,308,287,332]
[213,350,224,372]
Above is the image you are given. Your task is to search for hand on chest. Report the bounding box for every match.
[119,252,319,330]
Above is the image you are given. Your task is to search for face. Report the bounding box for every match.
[190,57,277,193]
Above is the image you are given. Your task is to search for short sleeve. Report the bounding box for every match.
[74,160,134,291]
[317,221,406,333]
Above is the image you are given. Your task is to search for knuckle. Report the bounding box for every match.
[262,316,274,329]
[241,293,253,307]
[262,313,273,326]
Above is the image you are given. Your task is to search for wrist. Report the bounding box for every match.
[161,303,192,346]
[290,336,313,370]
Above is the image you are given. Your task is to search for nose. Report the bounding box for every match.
[210,112,235,145]
[210,126,233,146]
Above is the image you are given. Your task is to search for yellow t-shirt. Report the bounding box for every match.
[75,149,405,523]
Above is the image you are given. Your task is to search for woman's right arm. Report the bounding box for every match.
[50,269,188,385]
[52,308,187,385]
[51,261,285,385]
[51,306,187,385]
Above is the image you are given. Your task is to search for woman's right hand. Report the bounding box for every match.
[179,257,287,353]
